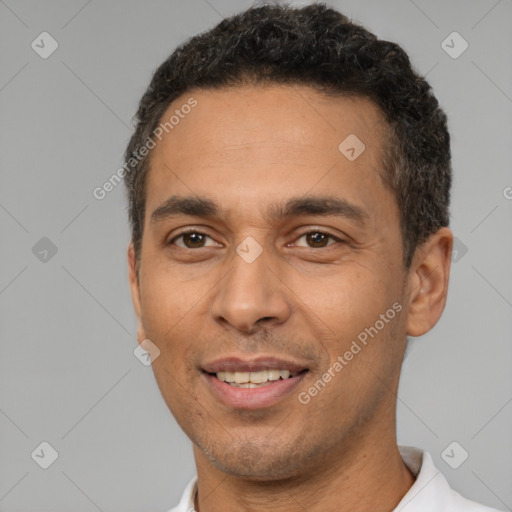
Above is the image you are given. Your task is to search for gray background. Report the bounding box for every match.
[0,0,511,510]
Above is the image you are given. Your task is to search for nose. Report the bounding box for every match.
[211,245,291,334]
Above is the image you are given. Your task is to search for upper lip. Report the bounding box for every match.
[202,356,309,374]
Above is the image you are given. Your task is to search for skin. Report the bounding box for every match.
[128,84,453,512]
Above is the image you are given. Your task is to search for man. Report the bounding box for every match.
[124,3,502,511]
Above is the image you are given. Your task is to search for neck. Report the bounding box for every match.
[192,429,415,512]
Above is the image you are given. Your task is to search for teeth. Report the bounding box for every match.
[216,368,297,385]
[230,382,273,388]
[279,370,290,379]
[248,370,269,383]
[222,371,235,383]
[268,369,281,381]
[234,371,249,384]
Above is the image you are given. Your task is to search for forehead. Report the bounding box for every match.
[144,84,394,224]
[155,84,386,159]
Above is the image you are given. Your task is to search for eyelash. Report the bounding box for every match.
[168,228,344,249]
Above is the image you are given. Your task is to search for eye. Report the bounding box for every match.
[170,231,219,249]
[294,231,341,248]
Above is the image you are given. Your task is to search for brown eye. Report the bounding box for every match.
[171,231,217,249]
[294,231,339,248]
[306,232,330,248]
[182,233,206,248]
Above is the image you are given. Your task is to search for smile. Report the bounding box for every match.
[202,369,308,410]
[215,369,300,388]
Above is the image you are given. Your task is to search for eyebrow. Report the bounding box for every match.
[150,194,368,226]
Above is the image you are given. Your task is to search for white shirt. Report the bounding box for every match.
[167,446,503,512]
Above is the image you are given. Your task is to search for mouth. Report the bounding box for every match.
[201,357,310,409]
[208,368,306,388]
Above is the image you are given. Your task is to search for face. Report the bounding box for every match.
[128,85,442,480]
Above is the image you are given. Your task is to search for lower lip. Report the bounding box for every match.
[202,371,307,410]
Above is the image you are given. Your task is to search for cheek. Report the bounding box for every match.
[138,260,203,334]
[151,357,202,434]
[290,262,401,340]
[138,263,212,379]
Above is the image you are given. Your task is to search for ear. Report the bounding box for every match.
[128,243,147,343]
[406,227,453,337]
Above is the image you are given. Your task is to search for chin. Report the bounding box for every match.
[196,435,318,481]
[210,457,301,481]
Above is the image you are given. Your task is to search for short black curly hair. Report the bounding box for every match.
[124,2,451,269]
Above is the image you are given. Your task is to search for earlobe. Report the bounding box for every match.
[406,227,453,337]
[128,244,146,342]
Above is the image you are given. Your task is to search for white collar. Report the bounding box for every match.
[170,445,501,511]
